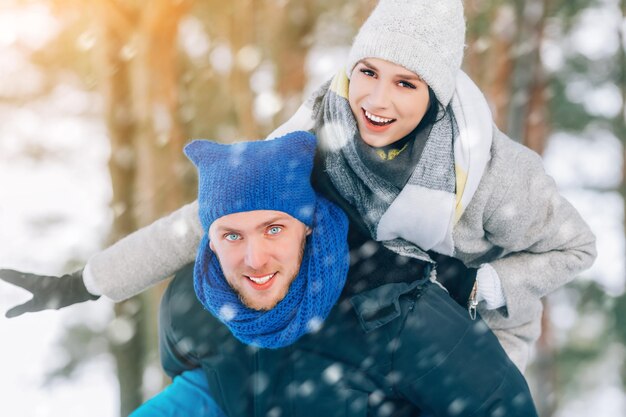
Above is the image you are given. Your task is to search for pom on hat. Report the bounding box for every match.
[184,131,318,231]
[346,0,465,106]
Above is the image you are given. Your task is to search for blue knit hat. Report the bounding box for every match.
[185,131,350,348]
[184,131,317,230]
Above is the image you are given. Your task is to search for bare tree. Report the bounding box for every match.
[90,1,194,414]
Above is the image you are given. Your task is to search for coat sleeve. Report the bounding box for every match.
[84,201,204,301]
[481,138,597,326]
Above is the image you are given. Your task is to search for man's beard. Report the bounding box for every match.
[220,236,306,311]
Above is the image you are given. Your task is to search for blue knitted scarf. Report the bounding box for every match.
[193,195,349,349]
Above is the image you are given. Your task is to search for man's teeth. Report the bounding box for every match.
[365,110,394,124]
[248,273,275,284]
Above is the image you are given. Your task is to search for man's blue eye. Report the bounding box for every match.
[267,226,282,235]
[225,233,240,241]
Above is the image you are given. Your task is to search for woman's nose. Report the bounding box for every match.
[367,82,390,109]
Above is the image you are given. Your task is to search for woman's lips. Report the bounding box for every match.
[362,108,395,131]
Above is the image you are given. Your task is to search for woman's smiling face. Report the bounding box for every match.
[348,58,431,148]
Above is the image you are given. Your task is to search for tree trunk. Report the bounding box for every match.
[485,4,516,131]
[228,0,259,139]
[132,0,192,225]
[93,3,145,415]
[618,0,626,392]
[521,0,550,153]
[250,0,315,130]
[463,0,490,88]
[92,1,193,414]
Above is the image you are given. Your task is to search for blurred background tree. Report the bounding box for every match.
[0,0,623,416]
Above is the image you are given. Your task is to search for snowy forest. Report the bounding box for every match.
[0,0,624,416]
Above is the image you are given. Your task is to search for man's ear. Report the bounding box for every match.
[305,227,312,236]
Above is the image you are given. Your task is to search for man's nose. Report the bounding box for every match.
[244,238,270,270]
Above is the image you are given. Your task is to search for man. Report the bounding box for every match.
[130,131,537,416]
[177,132,349,349]
[132,130,349,415]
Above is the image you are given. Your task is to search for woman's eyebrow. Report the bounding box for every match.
[397,72,422,81]
[360,59,377,71]
[360,59,422,81]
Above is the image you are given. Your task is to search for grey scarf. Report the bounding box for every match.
[308,74,459,261]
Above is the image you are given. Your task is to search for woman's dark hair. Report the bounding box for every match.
[419,86,447,128]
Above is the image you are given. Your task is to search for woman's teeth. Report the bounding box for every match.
[365,110,394,125]
[247,273,275,284]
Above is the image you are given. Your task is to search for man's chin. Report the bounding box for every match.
[241,292,287,311]
[249,303,276,312]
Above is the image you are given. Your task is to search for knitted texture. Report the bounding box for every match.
[346,0,465,105]
[186,131,350,348]
[195,196,349,348]
[313,72,458,256]
[184,131,318,231]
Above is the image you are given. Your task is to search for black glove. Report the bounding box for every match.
[0,269,100,318]
[428,252,477,308]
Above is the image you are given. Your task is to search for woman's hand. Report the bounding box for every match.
[429,253,477,309]
[0,268,99,318]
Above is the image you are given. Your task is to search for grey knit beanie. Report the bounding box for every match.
[346,0,465,106]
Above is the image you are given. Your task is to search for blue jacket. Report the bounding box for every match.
[130,369,225,417]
